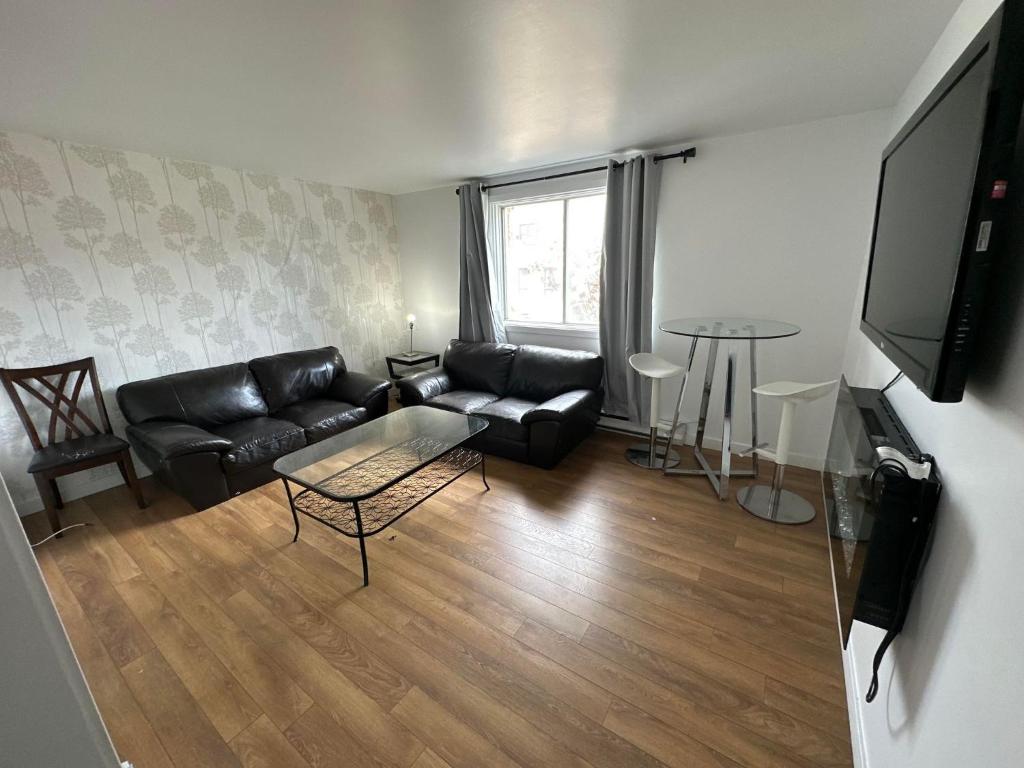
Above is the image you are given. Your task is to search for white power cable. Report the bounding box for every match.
[29,522,91,548]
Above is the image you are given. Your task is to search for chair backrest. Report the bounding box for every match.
[0,357,112,451]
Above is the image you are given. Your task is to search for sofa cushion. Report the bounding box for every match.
[249,347,346,412]
[443,339,517,395]
[117,363,268,427]
[473,397,537,442]
[212,417,306,475]
[506,345,604,402]
[275,398,367,443]
[426,390,500,414]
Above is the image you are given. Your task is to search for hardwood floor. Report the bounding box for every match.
[23,429,852,768]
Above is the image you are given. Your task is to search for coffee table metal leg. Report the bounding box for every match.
[353,500,369,587]
[481,455,491,491]
[282,478,300,542]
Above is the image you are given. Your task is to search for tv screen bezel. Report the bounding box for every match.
[859,8,1004,401]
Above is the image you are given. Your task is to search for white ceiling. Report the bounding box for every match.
[0,0,959,195]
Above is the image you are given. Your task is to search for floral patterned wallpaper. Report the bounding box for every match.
[0,129,405,511]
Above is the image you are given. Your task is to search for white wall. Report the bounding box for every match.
[840,1,1023,767]
[0,128,406,516]
[395,186,462,356]
[0,473,120,767]
[396,109,891,466]
[651,111,890,465]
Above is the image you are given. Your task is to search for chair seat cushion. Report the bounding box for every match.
[27,433,128,473]
[212,417,306,475]
[473,397,537,442]
[426,390,500,414]
[274,398,368,443]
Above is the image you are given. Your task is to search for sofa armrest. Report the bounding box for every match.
[125,421,232,460]
[522,389,599,424]
[328,370,392,407]
[395,366,452,406]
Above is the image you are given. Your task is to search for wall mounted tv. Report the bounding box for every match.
[861,1,1024,402]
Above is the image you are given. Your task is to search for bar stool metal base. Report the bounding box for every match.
[737,484,816,524]
[626,426,681,469]
[626,443,681,469]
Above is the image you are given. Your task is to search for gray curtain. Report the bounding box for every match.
[458,182,507,343]
[599,155,662,424]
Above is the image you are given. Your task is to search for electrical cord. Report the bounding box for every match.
[881,371,904,393]
[30,522,91,548]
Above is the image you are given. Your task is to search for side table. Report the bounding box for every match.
[386,351,440,380]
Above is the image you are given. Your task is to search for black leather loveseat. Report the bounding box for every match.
[396,340,603,468]
[117,347,390,509]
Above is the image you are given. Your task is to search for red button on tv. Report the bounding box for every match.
[992,179,1008,199]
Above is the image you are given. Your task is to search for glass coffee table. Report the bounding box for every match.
[273,406,489,586]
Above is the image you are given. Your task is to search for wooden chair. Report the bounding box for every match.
[1,357,145,534]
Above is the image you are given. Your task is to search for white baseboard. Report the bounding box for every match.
[598,417,824,471]
[843,640,869,768]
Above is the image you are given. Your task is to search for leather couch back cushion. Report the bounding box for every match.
[506,345,604,402]
[249,346,346,412]
[443,339,517,395]
[117,363,269,427]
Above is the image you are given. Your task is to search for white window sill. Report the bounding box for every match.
[504,321,599,339]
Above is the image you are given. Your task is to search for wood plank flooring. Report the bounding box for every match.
[23,429,852,768]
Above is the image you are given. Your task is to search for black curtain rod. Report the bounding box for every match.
[455,146,695,194]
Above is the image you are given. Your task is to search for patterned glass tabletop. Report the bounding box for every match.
[273,406,487,501]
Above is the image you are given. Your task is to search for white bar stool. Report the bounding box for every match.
[626,353,683,469]
[737,379,837,523]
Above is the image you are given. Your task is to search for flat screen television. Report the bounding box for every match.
[860,1,1024,402]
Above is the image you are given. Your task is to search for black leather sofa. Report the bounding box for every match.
[116,347,390,510]
[396,339,603,468]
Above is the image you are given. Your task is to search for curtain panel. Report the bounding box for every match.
[599,155,662,424]
[458,182,506,343]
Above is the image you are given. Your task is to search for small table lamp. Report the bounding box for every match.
[406,314,416,354]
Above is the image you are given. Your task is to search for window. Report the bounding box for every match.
[495,190,605,327]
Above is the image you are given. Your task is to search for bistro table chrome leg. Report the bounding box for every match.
[662,337,699,471]
[719,351,737,501]
[748,333,760,478]
[689,335,720,477]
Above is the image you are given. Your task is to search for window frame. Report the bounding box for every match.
[488,184,606,333]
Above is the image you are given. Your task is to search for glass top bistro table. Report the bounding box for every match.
[659,317,801,501]
[273,406,489,586]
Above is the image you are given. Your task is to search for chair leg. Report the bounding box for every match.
[49,478,64,510]
[118,451,147,509]
[33,474,62,536]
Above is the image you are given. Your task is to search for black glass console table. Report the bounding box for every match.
[386,351,440,379]
[273,406,488,585]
